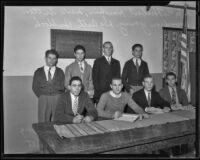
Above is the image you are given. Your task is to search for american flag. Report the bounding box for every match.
[180,3,191,102]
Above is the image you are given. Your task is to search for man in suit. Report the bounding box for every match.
[127,74,170,113]
[32,49,65,153]
[159,72,194,156]
[54,76,97,124]
[122,44,149,95]
[92,41,121,103]
[65,45,94,98]
[159,72,194,110]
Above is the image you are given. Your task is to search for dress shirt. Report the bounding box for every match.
[132,57,141,66]
[44,66,56,81]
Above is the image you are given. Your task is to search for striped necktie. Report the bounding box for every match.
[79,62,84,73]
[48,67,52,82]
[72,97,79,115]
[171,87,176,105]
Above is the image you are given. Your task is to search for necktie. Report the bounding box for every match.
[171,87,176,105]
[79,62,84,73]
[147,92,151,106]
[48,67,52,82]
[72,97,78,115]
[136,59,139,72]
[107,57,111,64]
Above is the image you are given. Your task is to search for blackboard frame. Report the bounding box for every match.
[51,29,102,59]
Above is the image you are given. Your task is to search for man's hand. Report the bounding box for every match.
[73,114,84,123]
[163,107,171,113]
[113,111,122,119]
[139,113,150,120]
[87,90,94,98]
[171,104,182,111]
[82,116,94,123]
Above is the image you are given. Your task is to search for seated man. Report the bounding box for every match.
[54,76,97,124]
[97,77,149,119]
[159,72,194,110]
[129,74,170,114]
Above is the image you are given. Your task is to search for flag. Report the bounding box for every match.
[180,3,191,102]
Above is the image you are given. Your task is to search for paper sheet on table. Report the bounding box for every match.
[114,114,139,122]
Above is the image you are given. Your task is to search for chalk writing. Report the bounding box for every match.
[24,6,194,36]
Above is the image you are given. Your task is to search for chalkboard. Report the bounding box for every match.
[51,29,102,58]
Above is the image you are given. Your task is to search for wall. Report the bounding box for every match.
[3,5,196,153]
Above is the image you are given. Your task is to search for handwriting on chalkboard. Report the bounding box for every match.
[24,7,192,36]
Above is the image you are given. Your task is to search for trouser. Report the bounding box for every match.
[38,94,60,153]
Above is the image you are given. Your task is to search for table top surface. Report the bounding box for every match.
[32,110,196,154]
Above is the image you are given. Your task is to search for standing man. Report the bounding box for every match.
[65,45,94,98]
[122,44,149,95]
[54,76,97,124]
[92,41,121,103]
[130,74,170,113]
[32,49,65,153]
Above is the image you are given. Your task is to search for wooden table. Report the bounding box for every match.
[32,110,195,154]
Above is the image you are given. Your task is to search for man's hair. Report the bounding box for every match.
[143,74,153,81]
[165,72,177,79]
[74,45,86,53]
[69,76,82,85]
[132,44,143,51]
[111,76,122,84]
[45,49,59,58]
[103,41,113,48]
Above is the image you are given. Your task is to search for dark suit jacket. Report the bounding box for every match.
[92,56,121,101]
[159,86,189,106]
[128,89,170,112]
[53,91,98,123]
[32,67,65,98]
[122,59,149,92]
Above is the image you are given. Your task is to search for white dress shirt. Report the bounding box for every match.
[144,89,151,101]
[104,55,111,63]
[132,57,141,66]
[44,66,56,81]
[78,61,85,72]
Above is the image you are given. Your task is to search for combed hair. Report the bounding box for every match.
[45,49,59,58]
[132,43,143,51]
[74,45,86,53]
[69,76,82,85]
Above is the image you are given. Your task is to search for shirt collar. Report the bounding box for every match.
[44,65,56,71]
[144,89,151,96]
[132,57,141,63]
[104,55,112,60]
[109,91,121,98]
[70,92,78,100]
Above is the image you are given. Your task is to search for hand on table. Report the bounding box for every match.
[73,114,84,123]
[139,113,150,120]
[171,104,183,111]
[82,116,94,123]
[163,107,171,113]
[182,104,196,110]
[113,111,122,119]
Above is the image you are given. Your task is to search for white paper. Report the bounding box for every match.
[114,114,139,122]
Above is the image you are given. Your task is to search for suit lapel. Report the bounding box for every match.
[142,89,149,106]
[66,92,73,115]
